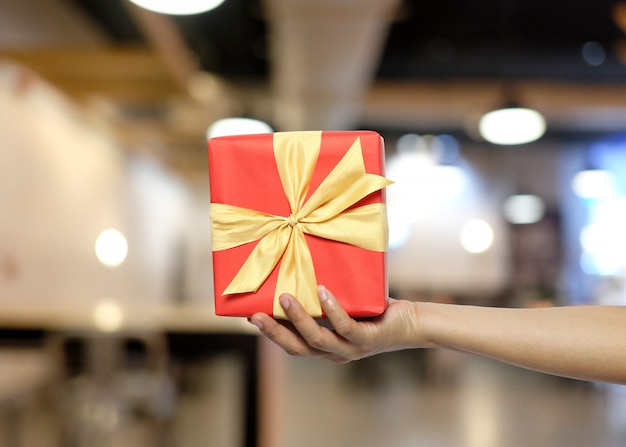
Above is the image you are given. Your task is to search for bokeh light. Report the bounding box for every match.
[460,219,494,254]
[502,194,546,224]
[207,118,273,139]
[95,229,128,267]
[479,107,546,145]
[92,299,124,332]
[572,169,616,199]
[127,0,225,15]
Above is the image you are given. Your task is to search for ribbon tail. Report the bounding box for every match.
[301,203,389,251]
[273,227,321,319]
[223,225,291,295]
[210,203,283,250]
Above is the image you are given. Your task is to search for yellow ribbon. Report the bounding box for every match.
[210,131,393,319]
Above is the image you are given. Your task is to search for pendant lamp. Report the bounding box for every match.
[479,100,546,145]
[127,0,225,15]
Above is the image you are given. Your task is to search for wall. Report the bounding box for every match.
[0,61,196,322]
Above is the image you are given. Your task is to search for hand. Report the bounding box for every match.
[249,285,422,364]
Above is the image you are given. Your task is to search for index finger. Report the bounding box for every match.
[249,311,327,358]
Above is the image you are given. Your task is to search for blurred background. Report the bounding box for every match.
[1,0,626,446]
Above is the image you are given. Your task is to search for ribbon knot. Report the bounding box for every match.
[286,214,299,227]
[210,131,393,319]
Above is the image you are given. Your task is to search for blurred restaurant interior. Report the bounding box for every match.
[2,0,626,446]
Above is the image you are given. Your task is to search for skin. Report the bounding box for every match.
[250,285,626,384]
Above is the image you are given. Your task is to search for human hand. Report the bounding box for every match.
[249,285,423,364]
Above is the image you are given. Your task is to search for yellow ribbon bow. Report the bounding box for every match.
[210,131,393,319]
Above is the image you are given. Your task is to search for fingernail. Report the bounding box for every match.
[249,318,263,330]
[317,285,328,302]
[280,295,290,310]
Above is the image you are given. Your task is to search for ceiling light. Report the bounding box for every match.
[127,0,225,15]
[502,194,546,224]
[478,106,546,145]
[207,117,273,139]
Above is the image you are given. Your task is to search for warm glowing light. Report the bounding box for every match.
[572,169,616,199]
[478,107,546,145]
[460,219,494,253]
[502,194,546,224]
[93,299,124,332]
[207,118,273,139]
[127,0,225,15]
[95,229,128,267]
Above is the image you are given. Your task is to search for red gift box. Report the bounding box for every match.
[208,130,392,319]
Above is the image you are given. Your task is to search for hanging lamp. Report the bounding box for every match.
[126,0,225,15]
[479,96,546,145]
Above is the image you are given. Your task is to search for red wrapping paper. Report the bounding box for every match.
[208,130,389,318]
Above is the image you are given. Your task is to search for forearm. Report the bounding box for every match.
[415,302,626,384]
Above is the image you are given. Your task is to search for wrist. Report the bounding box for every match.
[405,301,430,348]
[407,300,439,349]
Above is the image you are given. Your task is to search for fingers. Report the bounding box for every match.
[249,287,372,362]
[275,292,349,354]
[249,311,327,358]
[317,285,367,344]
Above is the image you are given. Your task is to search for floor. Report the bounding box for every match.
[281,350,626,447]
[1,346,626,447]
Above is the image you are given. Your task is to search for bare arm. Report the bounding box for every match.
[419,301,626,384]
[250,286,626,384]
